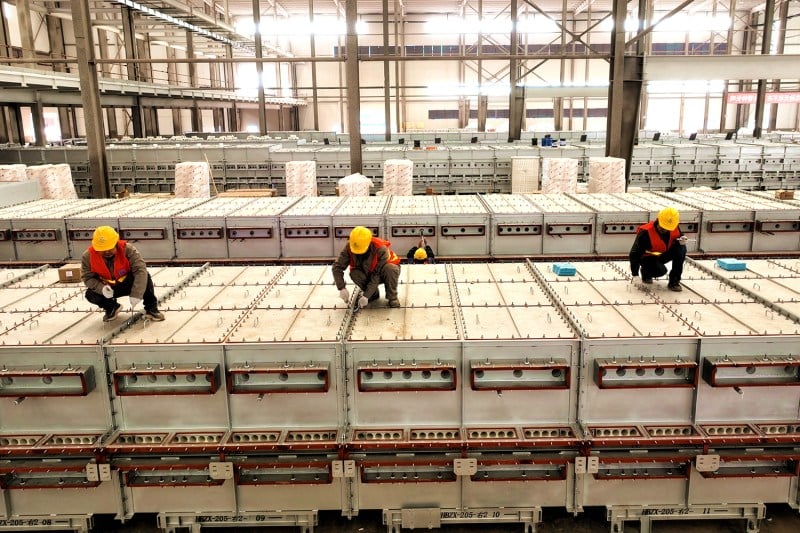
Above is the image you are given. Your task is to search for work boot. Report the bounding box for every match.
[388,298,401,308]
[642,277,653,284]
[668,282,683,292]
[145,309,165,321]
[103,302,122,322]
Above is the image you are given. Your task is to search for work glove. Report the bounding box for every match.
[677,235,688,245]
[102,285,114,298]
[129,296,142,308]
[339,288,349,303]
[631,275,644,289]
[357,295,369,308]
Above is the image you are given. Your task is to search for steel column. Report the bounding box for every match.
[768,0,789,131]
[185,30,202,133]
[224,44,238,131]
[252,0,267,134]
[719,0,738,132]
[30,100,46,147]
[308,0,319,131]
[507,0,522,140]
[475,0,483,132]
[70,0,110,198]
[166,46,183,135]
[16,0,35,60]
[392,0,406,132]
[753,0,776,138]
[47,4,75,140]
[636,0,653,131]
[121,6,143,138]
[136,37,159,137]
[96,28,119,139]
[606,0,642,185]
[382,0,391,141]
[478,95,488,132]
[345,0,362,172]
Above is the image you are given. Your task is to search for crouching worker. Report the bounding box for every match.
[81,225,165,322]
[333,226,401,308]
[629,207,687,292]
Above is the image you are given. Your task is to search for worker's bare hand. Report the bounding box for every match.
[358,296,369,308]
[102,285,114,298]
[677,235,688,245]
[339,288,349,302]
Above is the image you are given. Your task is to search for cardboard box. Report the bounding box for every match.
[58,264,82,283]
[775,190,795,200]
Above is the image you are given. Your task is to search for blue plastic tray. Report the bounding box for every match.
[716,258,746,271]
[552,262,577,276]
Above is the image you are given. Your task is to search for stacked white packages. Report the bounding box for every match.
[174,161,211,198]
[285,160,318,196]
[383,159,413,196]
[541,158,579,193]
[510,156,540,193]
[0,164,28,182]
[26,164,78,199]
[338,173,373,197]
[587,156,626,193]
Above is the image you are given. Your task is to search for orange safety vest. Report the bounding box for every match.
[88,240,130,285]
[349,237,401,273]
[637,221,679,256]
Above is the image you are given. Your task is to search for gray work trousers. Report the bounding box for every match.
[349,263,400,300]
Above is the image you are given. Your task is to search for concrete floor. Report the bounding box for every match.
[94,505,800,532]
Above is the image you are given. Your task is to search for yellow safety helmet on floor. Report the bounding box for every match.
[414,248,427,261]
[349,226,372,254]
[92,226,119,251]
[657,207,680,231]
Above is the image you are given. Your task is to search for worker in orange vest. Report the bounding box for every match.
[629,207,688,292]
[81,226,165,322]
[333,226,402,308]
[407,236,435,264]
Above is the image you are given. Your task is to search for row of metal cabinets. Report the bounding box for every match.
[1,259,799,531]
[2,140,800,198]
[1,190,799,263]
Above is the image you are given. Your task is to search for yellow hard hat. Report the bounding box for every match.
[657,207,680,231]
[92,226,119,251]
[349,226,372,254]
[414,248,427,261]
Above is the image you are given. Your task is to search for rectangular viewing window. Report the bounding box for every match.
[472,461,566,482]
[357,362,456,392]
[228,363,329,394]
[470,358,569,391]
[0,467,100,489]
[238,462,331,485]
[113,363,220,395]
[594,461,689,480]
[700,458,797,478]
[594,358,697,388]
[702,356,800,387]
[122,468,224,487]
[0,365,95,397]
[360,463,456,483]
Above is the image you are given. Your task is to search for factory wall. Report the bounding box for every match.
[3,6,800,138]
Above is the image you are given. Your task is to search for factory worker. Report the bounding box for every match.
[407,237,435,264]
[333,226,402,308]
[81,226,165,322]
[629,207,688,292]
